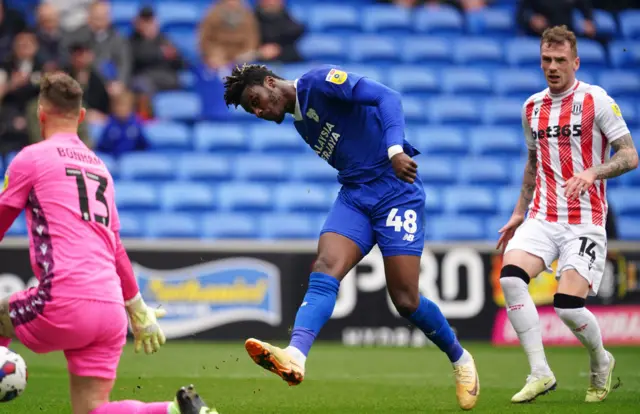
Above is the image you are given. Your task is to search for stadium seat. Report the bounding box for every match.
[307,5,360,33]
[573,10,618,38]
[193,123,248,153]
[414,126,468,156]
[469,127,522,157]
[95,152,118,179]
[444,186,497,215]
[362,5,412,34]
[114,182,159,211]
[574,39,608,70]
[144,121,192,151]
[428,97,480,125]
[280,63,317,80]
[160,183,216,212]
[617,217,640,240]
[497,187,522,214]
[177,153,232,182]
[117,212,143,238]
[289,4,307,24]
[617,100,638,126]
[260,214,317,239]
[153,91,201,121]
[401,37,453,66]
[6,212,26,236]
[458,158,510,186]
[291,155,337,182]
[453,38,504,68]
[402,97,427,123]
[218,183,273,212]
[506,38,541,66]
[202,213,259,239]
[598,71,640,99]
[620,10,640,39]
[486,215,511,239]
[88,122,105,143]
[609,41,640,69]
[341,64,385,83]
[248,124,304,153]
[482,98,523,126]
[145,213,200,239]
[165,28,198,62]
[273,184,331,213]
[417,157,456,184]
[156,2,199,30]
[298,35,347,62]
[493,69,546,98]
[429,215,485,241]
[466,8,515,37]
[415,7,464,36]
[510,157,527,186]
[119,153,175,181]
[608,188,640,215]
[178,70,194,90]
[442,68,493,96]
[349,35,400,64]
[235,155,288,182]
[388,67,439,96]
[110,2,137,26]
[423,186,443,213]
[576,69,596,85]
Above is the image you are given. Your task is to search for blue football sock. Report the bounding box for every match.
[289,272,340,357]
[408,295,464,363]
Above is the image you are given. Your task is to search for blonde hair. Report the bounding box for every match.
[541,25,578,57]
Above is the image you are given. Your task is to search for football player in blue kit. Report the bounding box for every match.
[223,64,479,410]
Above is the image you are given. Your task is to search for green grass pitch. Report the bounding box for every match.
[3,341,639,413]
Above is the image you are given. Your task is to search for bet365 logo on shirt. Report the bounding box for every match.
[326,69,347,85]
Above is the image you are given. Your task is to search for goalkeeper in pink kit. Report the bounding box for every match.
[0,73,218,414]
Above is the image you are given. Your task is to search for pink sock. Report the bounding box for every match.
[0,337,11,347]
[91,401,171,414]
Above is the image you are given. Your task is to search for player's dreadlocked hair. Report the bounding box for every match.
[223,64,283,108]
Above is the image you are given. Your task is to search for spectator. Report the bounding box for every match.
[517,0,596,38]
[64,0,131,96]
[36,3,65,72]
[193,47,232,120]
[199,0,259,65]
[43,0,92,33]
[65,41,110,124]
[0,0,27,61]
[255,0,305,63]
[0,30,42,154]
[95,89,149,158]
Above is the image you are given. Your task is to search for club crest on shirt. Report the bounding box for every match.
[306,108,319,122]
[611,103,622,118]
[572,103,582,115]
[326,69,347,85]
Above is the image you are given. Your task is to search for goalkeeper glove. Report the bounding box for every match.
[125,293,167,354]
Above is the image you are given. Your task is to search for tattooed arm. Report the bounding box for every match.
[589,134,639,180]
[0,297,16,338]
[513,149,537,217]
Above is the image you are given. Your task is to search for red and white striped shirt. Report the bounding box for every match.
[523,80,630,226]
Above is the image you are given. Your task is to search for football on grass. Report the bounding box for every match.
[0,346,27,402]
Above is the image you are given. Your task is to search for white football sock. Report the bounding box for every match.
[452,349,473,367]
[285,346,307,367]
[555,307,609,372]
[501,277,552,377]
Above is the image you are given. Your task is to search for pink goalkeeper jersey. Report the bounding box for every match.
[0,133,123,304]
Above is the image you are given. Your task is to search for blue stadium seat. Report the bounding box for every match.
[415,7,464,36]
[145,213,199,239]
[349,35,400,63]
[466,8,515,37]
[482,98,523,126]
[442,68,492,96]
[110,2,137,26]
[417,157,456,184]
[444,186,497,215]
[274,184,330,213]
[117,212,143,238]
[497,187,521,214]
[202,213,259,239]
[153,91,201,121]
[575,39,608,70]
[506,38,541,66]
[235,155,288,182]
[88,122,105,143]
[486,215,511,239]
[620,10,640,39]
[157,2,199,30]
[402,97,427,123]
[177,154,232,182]
[494,69,546,98]
[260,214,317,239]
[598,71,640,99]
[160,183,216,212]
[307,5,360,33]
[178,70,194,90]
[453,38,503,67]
[428,97,480,125]
[573,10,618,38]
[577,69,596,85]
[510,157,527,186]
[193,123,248,153]
[609,41,640,69]
[114,182,159,211]
[249,124,304,153]
[280,63,317,80]
[119,153,175,181]
[414,126,467,156]
[291,156,337,182]
[298,35,347,62]
[469,127,522,157]
[423,186,443,213]
[429,215,484,241]
[218,183,273,212]
[458,158,510,186]
[362,5,412,34]
[6,212,26,236]
[95,152,118,179]
[617,217,640,240]
[340,64,385,83]
[144,121,191,151]
[617,100,638,126]
[401,37,453,66]
[388,67,439,96]
[289,4,307,24]
[608,188,640,215]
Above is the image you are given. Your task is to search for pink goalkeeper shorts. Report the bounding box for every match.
[10,287,128,379]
